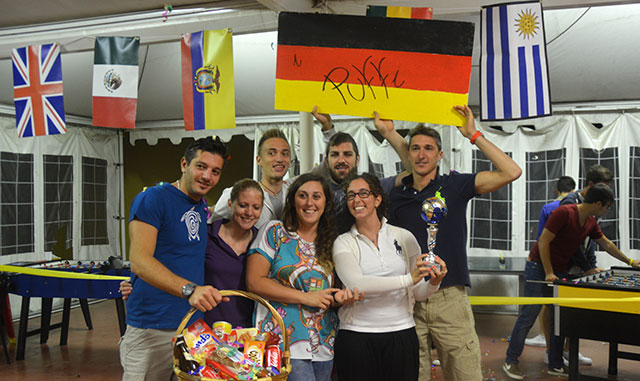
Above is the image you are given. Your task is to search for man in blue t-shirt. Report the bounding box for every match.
[119,137,229,381]
[378,105,522,380]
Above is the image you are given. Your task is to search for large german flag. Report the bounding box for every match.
[275,12,474,126]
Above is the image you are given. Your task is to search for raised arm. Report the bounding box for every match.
[129,220,225,311]
[373,111,411,171]
[594,236,640,268]
[453,105,522,194]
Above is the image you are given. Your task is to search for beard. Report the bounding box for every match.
[330,165,356,184]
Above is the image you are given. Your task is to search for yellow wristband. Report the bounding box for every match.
[630,258,634,266]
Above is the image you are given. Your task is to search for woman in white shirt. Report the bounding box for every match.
[332,172,447,381]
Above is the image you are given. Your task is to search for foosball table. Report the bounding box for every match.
[555,267,640,381]
[0,258,129,361]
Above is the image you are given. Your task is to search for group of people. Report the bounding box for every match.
[119,103,518,381]
[118,102,634,381]
[502,166,640,379]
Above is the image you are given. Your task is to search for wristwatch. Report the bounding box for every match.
[181,282,197,299]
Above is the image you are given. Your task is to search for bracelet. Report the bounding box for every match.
[630,258,634,266]
[470,131,483,144]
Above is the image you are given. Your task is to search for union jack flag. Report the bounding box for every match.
[12,43,66,137]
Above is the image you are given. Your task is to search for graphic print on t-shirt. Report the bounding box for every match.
[181,206,202,241]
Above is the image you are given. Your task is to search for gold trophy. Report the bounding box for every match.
[420,190,447,271]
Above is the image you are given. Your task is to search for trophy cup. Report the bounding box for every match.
[420,190,447,271]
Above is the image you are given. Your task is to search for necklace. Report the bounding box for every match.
[175,180,181,189]
[260,180,280,198]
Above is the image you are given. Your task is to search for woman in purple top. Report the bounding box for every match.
[204,179,263,328]
[121,178,264,328]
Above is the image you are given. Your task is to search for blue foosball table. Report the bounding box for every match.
[0,258,129,361]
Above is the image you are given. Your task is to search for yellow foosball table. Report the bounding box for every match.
[555,267,640,380]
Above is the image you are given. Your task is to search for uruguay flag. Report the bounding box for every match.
[481,1,551,121]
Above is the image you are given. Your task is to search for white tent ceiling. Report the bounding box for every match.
[1,0,639,127]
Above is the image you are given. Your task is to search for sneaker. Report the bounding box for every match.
[545,351,569,366]
[525,334,547,347]
[563,350,592,365]
[432,359,440,366]
[548,365,569,377]
[503,362,524,380]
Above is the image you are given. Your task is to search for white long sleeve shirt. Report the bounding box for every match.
[333,219,439,332]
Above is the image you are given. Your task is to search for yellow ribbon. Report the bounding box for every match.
[0,265,129,281]
[469,296,640,305]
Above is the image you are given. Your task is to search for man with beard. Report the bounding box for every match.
[120,137,229,380]
[311,109,410,234]
[213,129,292,229]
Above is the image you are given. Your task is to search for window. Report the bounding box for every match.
[629,147,640,249]
[43,155,73,252]
[82,157,108,245]
[368,162,384,179]
[1,152,34,255]
[470,150,513,250]
[394,161,404,175]
[291,157,300,177]
[579,148,619,247]
[525,149,566,250]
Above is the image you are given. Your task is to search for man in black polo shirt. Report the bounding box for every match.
[381,105,522,380]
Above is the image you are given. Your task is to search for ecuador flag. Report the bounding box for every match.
[181,29,235,131]
[275,12,474,126]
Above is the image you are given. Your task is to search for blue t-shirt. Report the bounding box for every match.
[537,200,561,238]
[387,171,477,289]
[249,221,337,361]
[126,183,207,329]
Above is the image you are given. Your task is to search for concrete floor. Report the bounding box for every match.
[1,300,639,380]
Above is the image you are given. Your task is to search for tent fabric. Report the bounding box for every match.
[463,112,640,268]
[0,114,121,264]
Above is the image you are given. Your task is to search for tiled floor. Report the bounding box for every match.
[1,301,639,380]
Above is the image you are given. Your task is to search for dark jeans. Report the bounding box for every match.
[505,261,566,369]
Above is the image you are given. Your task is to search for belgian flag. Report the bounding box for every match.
[275,12,474,126]
[366,5,433,20]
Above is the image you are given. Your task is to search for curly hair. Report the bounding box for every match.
[342,172,388,228]
[282,173,336,272]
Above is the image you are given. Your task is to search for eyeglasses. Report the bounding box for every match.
[346,189,374,201]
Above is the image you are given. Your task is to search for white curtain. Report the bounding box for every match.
[464,112,640,270]
[0,115,121,264]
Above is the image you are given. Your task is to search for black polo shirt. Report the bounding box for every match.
[387,171,477,289]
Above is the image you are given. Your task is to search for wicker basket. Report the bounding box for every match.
[173,289,291,381]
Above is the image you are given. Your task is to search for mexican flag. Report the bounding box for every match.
[92,36,139,129]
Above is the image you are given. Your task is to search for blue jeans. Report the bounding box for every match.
[289,359,334,381]
[505,261,566,369]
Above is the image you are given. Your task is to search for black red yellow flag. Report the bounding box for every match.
[275,12,474,126]
[366,5,433,19]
